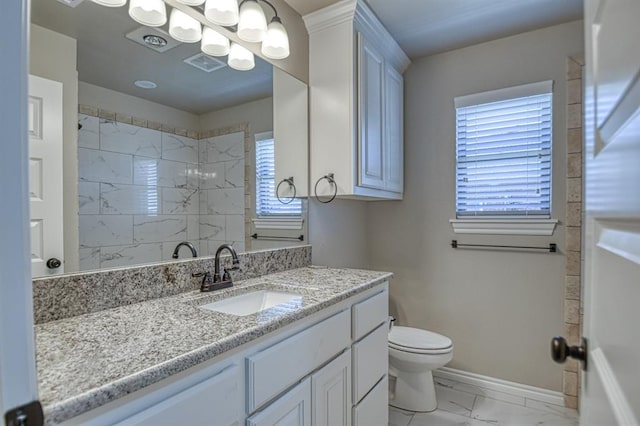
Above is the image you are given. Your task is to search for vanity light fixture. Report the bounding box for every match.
[129,0,167,27]
[201,27,230,56]
[91,0,126,7]
[237,0,267,42]
[261,15,289,59]
[169,8,203,43]
[175,0,205,6]
[228,42,255,70]
[204,0,239,26]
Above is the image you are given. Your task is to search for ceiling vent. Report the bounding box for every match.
[125,27,181,53]
[183,53,227,73]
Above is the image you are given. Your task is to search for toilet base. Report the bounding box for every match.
[389,369,437,412]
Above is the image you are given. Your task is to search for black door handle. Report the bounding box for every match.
[551,336,587,371]
[46,258,61,269]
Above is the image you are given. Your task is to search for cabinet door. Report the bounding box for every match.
[247,378,311,426]
[312,350,351,426]
[357,32,386,190]
[115,364,241,426]
[353,376,388,426]
[384,66,404,193]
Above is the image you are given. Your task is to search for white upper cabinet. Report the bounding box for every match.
[304,0,410,200]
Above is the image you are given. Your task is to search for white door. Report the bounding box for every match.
[28,75,64,277]
[582,0,640,424]
[247,378,311,426]
[0,0,40,421]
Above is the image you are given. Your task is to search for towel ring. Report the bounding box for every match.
[276,177,297,204]
[314,173,337,204]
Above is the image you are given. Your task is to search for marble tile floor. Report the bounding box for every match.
[389,377,578,426]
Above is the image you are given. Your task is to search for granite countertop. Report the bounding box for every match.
[36,266,392,424]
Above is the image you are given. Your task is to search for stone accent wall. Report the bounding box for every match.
[563,55,584,410]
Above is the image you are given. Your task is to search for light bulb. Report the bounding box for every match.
[237,0,266,43]
[169,8,202,43]
[204,0,239,26]
[228,42,255,71]
[129,0,167,27]
[91,0,126,7]
[201,27,230,57]
[261,16,289,59]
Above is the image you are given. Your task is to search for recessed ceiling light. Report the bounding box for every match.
[142,34,168,48]
[134,80,158,89]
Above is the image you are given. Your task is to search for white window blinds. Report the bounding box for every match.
[455,81,553,218]
[256,136,302,217]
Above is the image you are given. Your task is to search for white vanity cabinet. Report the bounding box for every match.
[61,284,388,426]
[304,0,410,200]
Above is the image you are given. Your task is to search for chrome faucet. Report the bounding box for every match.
[193,244,240,292]
[172,241,198,259]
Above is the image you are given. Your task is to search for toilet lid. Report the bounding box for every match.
[389,326,453,351]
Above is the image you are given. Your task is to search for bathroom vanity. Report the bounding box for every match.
[35,266,391,426]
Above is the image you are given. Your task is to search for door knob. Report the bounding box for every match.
[46,258,62,269]
[551,336,587,371]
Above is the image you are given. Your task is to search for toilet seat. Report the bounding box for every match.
[389,326,453,354]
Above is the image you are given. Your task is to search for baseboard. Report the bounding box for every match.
[433,367,565,406]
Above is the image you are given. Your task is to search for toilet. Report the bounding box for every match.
[388,325,453,412]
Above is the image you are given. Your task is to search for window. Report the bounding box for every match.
[455,81,553,219]
[255,133,302,217]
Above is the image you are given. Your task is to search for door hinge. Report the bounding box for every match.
[4,401,44,426]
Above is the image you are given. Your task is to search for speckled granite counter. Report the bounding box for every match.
[36,266,392,424]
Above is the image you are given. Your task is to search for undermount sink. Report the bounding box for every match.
[200,290,304,316]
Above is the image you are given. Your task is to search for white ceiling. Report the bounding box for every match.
[284,0,583,59]
[31,0,273,114]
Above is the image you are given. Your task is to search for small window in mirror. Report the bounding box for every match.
[255,133,302,217]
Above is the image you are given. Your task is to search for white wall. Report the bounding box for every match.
[78,82,200,130]
[29,24,79,271]
[367,21,584,391]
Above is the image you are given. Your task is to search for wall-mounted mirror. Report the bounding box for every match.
[29,0,308,278]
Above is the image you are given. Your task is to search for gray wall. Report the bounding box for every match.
[366,21,584,391]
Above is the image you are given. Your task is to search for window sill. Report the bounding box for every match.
[253,217,304,230]
[449,219,558,236]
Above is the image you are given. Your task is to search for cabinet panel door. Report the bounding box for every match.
[312,350,351,426]
[353,376,388,426]
[247,378,311,426]
[115,364,241,426]
[384,66,403,193]
[358,32,385,190]
[352,323,388,404]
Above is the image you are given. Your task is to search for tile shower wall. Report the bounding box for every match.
[77,112,245,271]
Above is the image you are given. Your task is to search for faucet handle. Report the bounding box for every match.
[230,259,240,271]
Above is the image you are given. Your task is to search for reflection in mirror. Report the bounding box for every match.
[29,0,308,278]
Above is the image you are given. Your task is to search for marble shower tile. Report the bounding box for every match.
[78,182,100,214]
[79,215,133,248]
[78,148,132,184]
[206,132,244,162]
[186,163,199,189]
[78,248,100,271]
[205,188,244,214]
[99,243,162,269]
[225,214,245,242]
[187,215,200,241]
[133,215,187,244]
[162,133,198,163]
[199,162,226,189]
[199,215,226,240]
[101,184,161,215]
[161,188,199,215]
[133,157,187,188]
[100,120,161,158]
[225,159,244,188]
[78,114,99,149]
[471,396,578,426]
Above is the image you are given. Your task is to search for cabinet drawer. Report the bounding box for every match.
[353,375,388,426]
[352,288,388,341]
[115,364,241,426]
[352,322,388,404]
[247,310,350,412]
[247,378,311,426]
